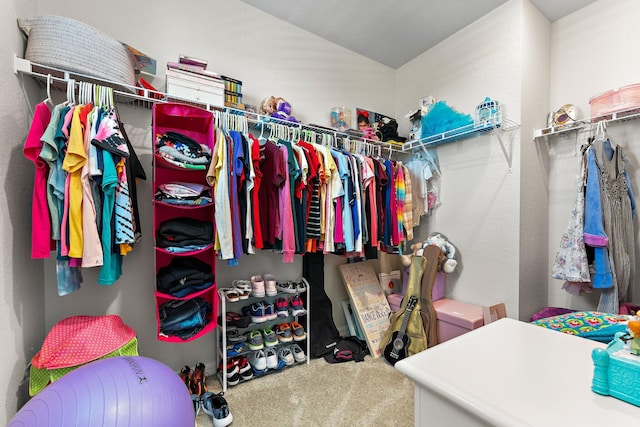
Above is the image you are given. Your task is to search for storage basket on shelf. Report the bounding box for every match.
[17,15,138,91]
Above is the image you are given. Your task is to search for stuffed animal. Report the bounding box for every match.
[400,233,458,274]
[426,233,457,273]
[259,96,298,123]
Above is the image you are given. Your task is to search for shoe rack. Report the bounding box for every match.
[216,279,310,391]
[152,102,219,342]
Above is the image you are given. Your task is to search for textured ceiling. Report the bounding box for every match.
[240,0,597,68]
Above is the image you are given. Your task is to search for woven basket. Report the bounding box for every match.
[18,15,138,91]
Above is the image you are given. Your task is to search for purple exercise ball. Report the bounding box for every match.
[9,356,194,427]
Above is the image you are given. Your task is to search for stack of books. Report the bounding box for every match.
[221,76,244,109]
[165,55,225,107]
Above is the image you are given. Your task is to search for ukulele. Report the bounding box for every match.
[384,296,418,365]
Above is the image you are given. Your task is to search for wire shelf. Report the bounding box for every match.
[14,55,406,154]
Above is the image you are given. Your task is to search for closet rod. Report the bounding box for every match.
[14,55,406,154]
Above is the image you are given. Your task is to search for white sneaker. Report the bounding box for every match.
[291,343,306,363]
[247,349,267,371]
[278,346,295,366]
[265,347,278,369]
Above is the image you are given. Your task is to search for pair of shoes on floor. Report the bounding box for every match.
[179,362,208,397]
[195,391,232,427]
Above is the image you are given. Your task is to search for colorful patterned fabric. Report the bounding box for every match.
[532,311,629,342]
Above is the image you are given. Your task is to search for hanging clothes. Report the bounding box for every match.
[24,98,146,295]
[23,102,55,258]
[589,138,635,312]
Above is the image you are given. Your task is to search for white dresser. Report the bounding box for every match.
[395,317,640,426]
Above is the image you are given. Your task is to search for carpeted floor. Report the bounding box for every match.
[196,355,414,426]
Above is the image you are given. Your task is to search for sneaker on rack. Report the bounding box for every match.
[274,323,293,343]
[245,330,264,350]
[226,342,244,357]
[289,295,307,316]
[295,277,309,293]
[232,280,252,300]
[263,301,278,321]
[247,349,267,371]
[247,302,267,323]
[226,328,247,343]
[278,346,295,366]
[275,297,290,317]
[262,327,279,347]
[264,273,277,296]
[250,275,265,298]
[218,359,240,386]
[220,311,251,328]
[290,321,307,341]
[265,347,278,369]
[236,355,253,381]
[276,280,297,294]
[291,343,307,363]
[223,288,240,302]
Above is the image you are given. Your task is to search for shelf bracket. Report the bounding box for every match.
[494,130,513,172]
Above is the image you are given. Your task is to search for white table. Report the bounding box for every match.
[395,317,640,426]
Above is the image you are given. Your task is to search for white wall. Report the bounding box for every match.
[32,0,396,372]
[1,0,46,422]
[395,1,526,318]
[518,0,551,321]
[546,0,640,309]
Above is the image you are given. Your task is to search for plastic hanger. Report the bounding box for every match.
[42,74,53,106]
[258,122,267,146]
[66,78,76,105]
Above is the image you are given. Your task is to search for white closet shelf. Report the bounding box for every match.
[533,107,640,139]
[402,118,520,151]
[13,55,406,154]
[402,118,520,171]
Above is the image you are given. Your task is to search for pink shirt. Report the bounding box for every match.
[23,102,54,258]
[278,145,295,263]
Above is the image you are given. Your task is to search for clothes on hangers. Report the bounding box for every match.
[23,99,146,295]
[553,128,636,314]
[209,122,423,262]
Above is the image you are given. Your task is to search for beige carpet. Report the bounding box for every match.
[196,356,414,427]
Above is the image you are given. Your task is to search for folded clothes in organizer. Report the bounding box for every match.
[155,181,212,206]
[155,131,211,167]
[157,256,214,297]
[156,217,213,248]
[159,297,211,340]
